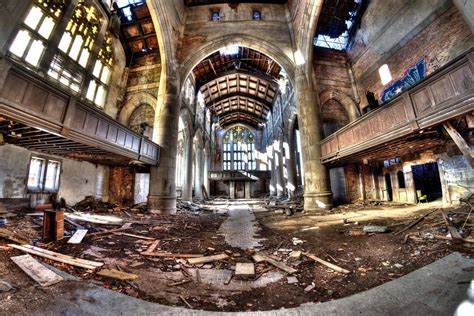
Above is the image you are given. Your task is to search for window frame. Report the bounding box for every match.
[26,154,62,194]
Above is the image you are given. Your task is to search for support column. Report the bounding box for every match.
[295,66,333,210]
[181,133,193,201]
[275,139,286,198]
[194,144,203,199]
[287,131,298,198]
[268,145,277,196]
[148,71,180,214]
[203,149,210,196]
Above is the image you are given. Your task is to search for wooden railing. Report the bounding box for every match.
[320,49,474,163]
[0,64,160,165]
[209,170,271,181]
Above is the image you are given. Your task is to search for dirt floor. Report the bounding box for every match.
[0,198,473,313]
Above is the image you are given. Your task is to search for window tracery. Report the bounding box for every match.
[223,126,256,171]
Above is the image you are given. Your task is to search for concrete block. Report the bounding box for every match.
[235,262,255,279]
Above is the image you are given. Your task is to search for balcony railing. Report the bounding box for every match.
[320,49,473,163]
[209,170,271,181]
[0,63,160,165]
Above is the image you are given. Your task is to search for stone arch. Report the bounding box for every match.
[319,89,360,122]
[178,34,296,87]
[118,92,157,125]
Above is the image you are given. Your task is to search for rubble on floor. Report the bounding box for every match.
[0,197,472,312]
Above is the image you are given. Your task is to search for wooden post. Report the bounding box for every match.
[443,122,474,168]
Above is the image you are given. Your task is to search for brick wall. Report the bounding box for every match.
[350,6,473,109]
[109,167,134,206]
[313,47,353,98]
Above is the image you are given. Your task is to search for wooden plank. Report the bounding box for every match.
[97,269,137,281]
[252,253,297,274]
[303,252,351,274]
[0,228,30,244]
[10,254,63,286]
[113,232,155,240]
[443,122,474,168]
[440,210,463,240]
[8,244,103,269]
[395,209,438,235]
[142,252,202,258]
[88,223,132,236]
[187,254,229,265]
[68,229,88,244]
[141,240,160,254]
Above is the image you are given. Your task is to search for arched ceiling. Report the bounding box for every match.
[194,47,282,128]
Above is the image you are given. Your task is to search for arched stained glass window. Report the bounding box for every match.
[223,126,256,171]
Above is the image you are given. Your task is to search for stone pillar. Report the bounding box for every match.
[275,139,286,198]
[453,0,474,33]
[148,71,180,213]
[95,166,110,202]
[287,132,298,198]
[203,149,209,196]
[181,133,193,201]
[295,66,333,210]
[268,145,277,196]
[194,143,203,199]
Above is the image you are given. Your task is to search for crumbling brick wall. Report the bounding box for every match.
[109,167,134,206]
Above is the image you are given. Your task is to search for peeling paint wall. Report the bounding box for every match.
[0,144,110,205]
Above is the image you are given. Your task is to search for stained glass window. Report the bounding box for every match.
[223,126,256,171]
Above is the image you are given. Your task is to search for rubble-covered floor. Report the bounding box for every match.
[0,198,473,313]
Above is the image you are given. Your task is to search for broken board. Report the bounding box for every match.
[187,254,229,265]
[97,269,137,281]
[8,244,103,270]
[68,229,88,244]
[10,254,63,286]
[252,253,297,274]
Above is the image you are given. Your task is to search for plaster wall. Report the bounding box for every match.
[0,144,110,205]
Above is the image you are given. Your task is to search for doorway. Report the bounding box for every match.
[411,162,442,202]
[134,173,149,204]
[329,167,347,205]
[235,181,245,199]
[384,173,393,201]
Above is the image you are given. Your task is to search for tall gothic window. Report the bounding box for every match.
[9,0,67,67]
[223,126,256,171]
[8,0,114,109]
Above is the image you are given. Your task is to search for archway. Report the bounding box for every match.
[321,99,351,138]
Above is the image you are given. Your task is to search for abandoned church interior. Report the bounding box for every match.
[0,0,473,314]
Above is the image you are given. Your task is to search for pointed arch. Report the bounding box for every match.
[319,89,361,122]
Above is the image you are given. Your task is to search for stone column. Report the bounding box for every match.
[275,139,286,198]
[148,71,180,213]
[181,133,193,201]
[295,66,333,210]
[287,132,298,198]
[194,144,203,199]
[268,145,277,196]
[203,149,209,196]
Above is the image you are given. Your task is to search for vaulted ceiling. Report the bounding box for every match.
[194,47,281,128]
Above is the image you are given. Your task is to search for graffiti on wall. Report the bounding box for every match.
[380,58,427,104]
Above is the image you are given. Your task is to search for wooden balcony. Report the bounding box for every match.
[209,170,271,181]
[0,63,160,166]
[320,49,473,163]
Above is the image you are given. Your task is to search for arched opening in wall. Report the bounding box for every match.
[321,99,350,138]
[185,45,294,199]
[175,117,186,197]
[128,103,155,139]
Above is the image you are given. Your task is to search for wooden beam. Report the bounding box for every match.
[443,122,474,167]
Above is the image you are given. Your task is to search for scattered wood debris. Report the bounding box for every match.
[68,229,88,244]
[252,253,297,274]
[97,269,137,281]
[235,262,255,279]
[8,244,103,270]
[187,253,229,265]
[302,252,351,274]
[10,254,63,287]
